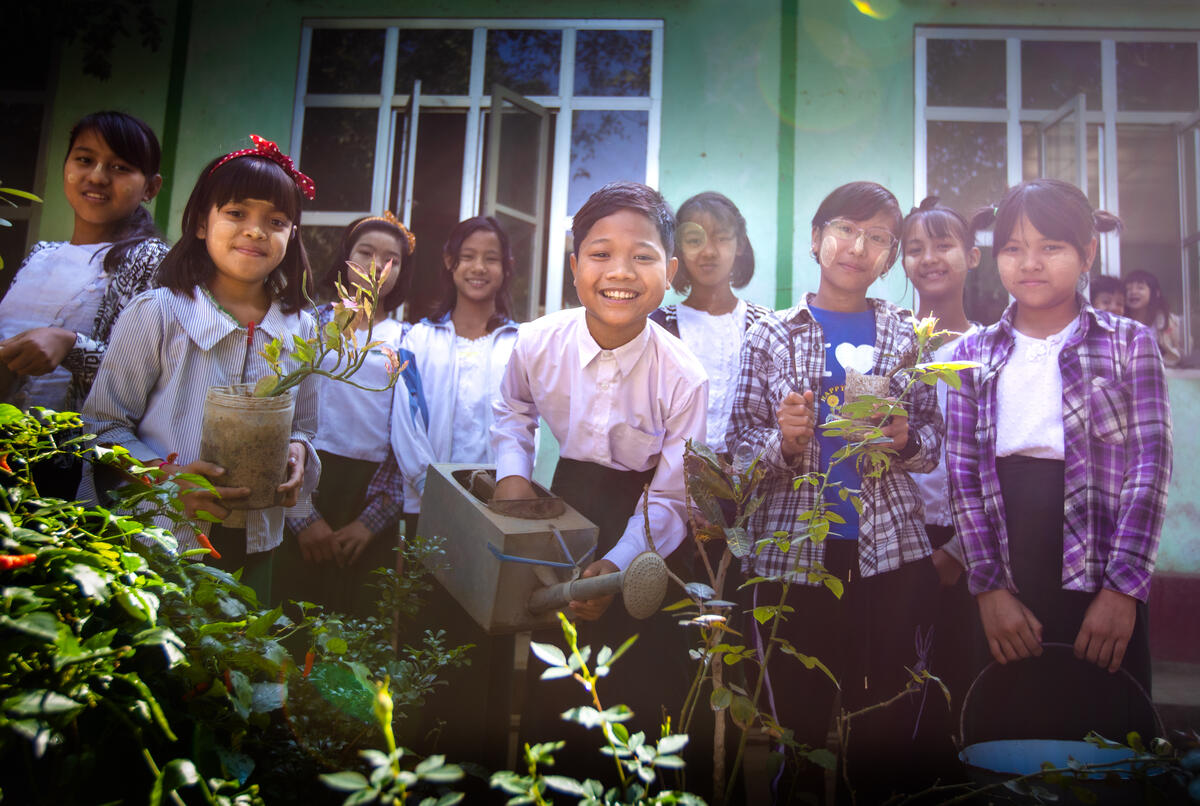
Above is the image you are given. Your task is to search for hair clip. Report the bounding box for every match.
[211,134,316,200]
[352,210,416,253]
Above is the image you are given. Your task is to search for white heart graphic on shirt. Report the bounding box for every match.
[834,343,874,374]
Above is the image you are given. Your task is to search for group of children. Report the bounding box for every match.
[1090,270,1189,366]
[0,109,1174,803]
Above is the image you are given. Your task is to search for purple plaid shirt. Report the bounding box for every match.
[727,295,941,582]
[946,301,1172,602]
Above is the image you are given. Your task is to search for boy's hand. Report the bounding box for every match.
[930,548,963,587]
[494,474,537,501]
[1074,588,1137,673]
[275,442,307,507]
[977,588,1043,664]
[0,327,76,375]
[569,558,619,621]
[333,519,373,567]
[161,459,250,522]
[296,517,338,564]
[777,390,815,459]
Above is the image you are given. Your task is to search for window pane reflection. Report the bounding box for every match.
[1021,41,1101,109]
[486,30,562,96]
[396,29,471,96]
[300,107,377,211]
[497,211,537,321]
[495,102,544,213]
[575,30,652,97]
[300,226,345,293]
[926,121,1007,218]
[568,111,648,214]
[1022,123,1101,210]
[926,39,1005,108]
[308,29,384,94]
[1117,42,1199,111]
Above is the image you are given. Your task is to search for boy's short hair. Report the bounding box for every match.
[1090,273,1124,303]
[572,181,675,257]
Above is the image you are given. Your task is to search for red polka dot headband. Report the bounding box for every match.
[211,134,316,200]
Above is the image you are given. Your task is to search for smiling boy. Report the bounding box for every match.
[491,182,707,754]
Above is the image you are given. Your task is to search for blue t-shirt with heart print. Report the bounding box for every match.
[808,304,876,540]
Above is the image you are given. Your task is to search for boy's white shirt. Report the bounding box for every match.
[80,287,321,554]
[490,307,708,570]
[390,315,519,513]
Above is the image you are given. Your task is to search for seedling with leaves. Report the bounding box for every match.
[252,257,403,398]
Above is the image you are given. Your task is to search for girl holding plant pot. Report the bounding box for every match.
[275,212,419,617]
[727,182,942,804]
[82,135,321,600]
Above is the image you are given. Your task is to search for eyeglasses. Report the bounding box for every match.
[824,218,897,251]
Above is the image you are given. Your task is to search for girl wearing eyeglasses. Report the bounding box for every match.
[727,181,942,804]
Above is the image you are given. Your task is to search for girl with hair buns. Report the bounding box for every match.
[947,178,1171,741]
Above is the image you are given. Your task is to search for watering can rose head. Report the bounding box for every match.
[251,258,403,397]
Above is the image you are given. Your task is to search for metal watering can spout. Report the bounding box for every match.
[526,551,669,620]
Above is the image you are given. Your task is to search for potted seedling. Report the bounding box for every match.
[199,259,402,522]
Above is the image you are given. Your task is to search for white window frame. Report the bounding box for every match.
[291,18,663,314]
[915,27,1200,277]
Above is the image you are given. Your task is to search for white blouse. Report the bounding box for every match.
[996,318,1079,461]
[674,299,746,453]
[0,242,109,410]
[449,334,495,463]
[313,317,405,463]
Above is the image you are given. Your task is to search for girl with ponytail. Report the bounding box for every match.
[946,178,1170,741]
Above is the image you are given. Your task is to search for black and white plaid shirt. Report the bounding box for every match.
[726,294,942,582]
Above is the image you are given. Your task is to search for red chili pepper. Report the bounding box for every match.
[182,680,211,701]
[195,531,222,561]
[224,669,233,691]
[0,454,11,474]
[302,650,315,679]
[0,554,36,570]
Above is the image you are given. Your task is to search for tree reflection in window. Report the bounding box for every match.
[307,29,384,94]
[485,30,561,95]
[574,30,651,97]
[395,30,471,95]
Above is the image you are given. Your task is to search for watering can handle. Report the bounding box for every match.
[957,641,1162,748]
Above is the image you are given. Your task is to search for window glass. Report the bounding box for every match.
[1021,123,1102,211]
[1021,41,1101,109]
[575,30,652,97]
[926,39,1005,108]
[925,121,1007,218]
[568,111,648,214]
[299,226,345,290]
[485,30,562,95]
[307,29,385,94]
[1117,42,1199,111]
[396,29,472,95]
[1118,124,1183,307]
[300,107,377,211]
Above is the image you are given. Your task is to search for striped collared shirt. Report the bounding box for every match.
[946,301,1172,602]
[82,287,320,554]
[726,294,941,582]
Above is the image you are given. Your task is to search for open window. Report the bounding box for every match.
[484,85,550,322]
[1038,93,1088,193]
[1177,112,1200,353]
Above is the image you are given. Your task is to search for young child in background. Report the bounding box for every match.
[1089,274,1126,316]
[1124,268,1186,366]
[276,212,417,617]
[82,135,321,600]
[390,215,518,511]
[949,178,1171,742]
[492,181,707,771]
[650,191,772,453]
[900,195,982,775]
[0,111,168,498]
[386,215,518,773]
[727,181,941,804]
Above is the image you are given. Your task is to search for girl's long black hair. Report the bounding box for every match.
[67,111,164,272]
[430,216,515,332]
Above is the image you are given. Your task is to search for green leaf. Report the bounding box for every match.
[326,636,348,655]
[544,775,586,795]
[0,187,42,202]
[710,686,733,711]
[724,526,753,558]
[730,694,757,727]
[1,612,59,641]
[529,641,566,668]
[806,748,837,770]
[684,581,715,600]
[252,375,278,397]
[657,734,689,755]
[3,689,84,718]
[320,771,370,791]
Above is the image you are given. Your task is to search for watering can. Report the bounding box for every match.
[419,464,670,634]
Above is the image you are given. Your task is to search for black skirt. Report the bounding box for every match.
[961,455,1155,745]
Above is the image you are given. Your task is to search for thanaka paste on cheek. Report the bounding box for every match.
[872,250,888,277]
[819,235,838,267]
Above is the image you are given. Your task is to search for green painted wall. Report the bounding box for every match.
[1161,374,1200,575]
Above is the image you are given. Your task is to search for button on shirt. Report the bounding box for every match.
[491,308,708,570]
